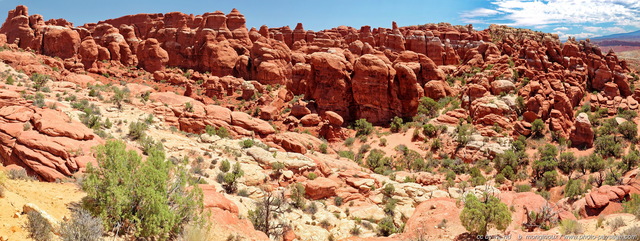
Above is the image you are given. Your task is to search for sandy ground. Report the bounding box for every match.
[0,176,85,241]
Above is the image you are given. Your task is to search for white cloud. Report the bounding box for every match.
[553,31,598,40]
[554,27,569,31]
[584,26,602,32]
[463,8,501,18]
[463,0,640,27]
[605,26,627,33]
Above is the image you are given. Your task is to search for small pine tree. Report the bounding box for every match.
[460,194,512,237]
[531,119,545,138]
[82,140,203,240]
[390,116,403,133]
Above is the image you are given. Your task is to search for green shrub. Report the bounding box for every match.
[597,119,618,136]
[618,109,638,121]
[30,73,49,92]
[205,125,230,138]
[338,150,355,160]
[6,75,14,85]
[59,208,104,241]
[305,202,318,214]
[417,97,440,117]
[82,140,203,240]
[460,194,511,236]
[350,224,361,236]
[111,87,130,109]
[222,162,244,193]
[319,143,328,154]
[564,179,585,200]
[344,137,355,146]
[25,211,53,241]
[33,92,45,108]
[558,152,577,175]
[423,124,437,137]
[516,184,532,193]
[291,183,306,209]
[531,119,545,138]
[128,121,148,140]
[619,121,638,141]
[455,124,473,146]
[377,216,399,236]
[140,91,151,102]
[594,135,622,158]
[307,173,317,180]
[138,135,164,155]
[334,197,344,206]
[608,217,626,232]
[538,170,559,189]
[379,138,387,147]
[366,149,392,174]
[354,119,374,137]
[271,162,285,175]
[220,160,231,173]
[241,139,255,148]
[533,144,558,179]
[585,153,606,173]
[623,193,640,219]
[431,139,442,150]
[390,116,403,133]
[8,168,34,180]
[622,150,639,172]
[184,102,194,113]
[559,219,583,235]
[495,174,506,184]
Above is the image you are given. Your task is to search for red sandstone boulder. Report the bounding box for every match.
[201,40,239,76]
[585,185,630,209]
[351,54,400,124]
[41,26,80,59]
[266,132,325,154]
[323,111,344,126]
[300,114,321,126]
[423,80,453,101]
[305,177,339,200]
[137,38,169,72]
[231,111,275,135]
[200,185,239,213]
[31,109,95,140]
[570,112,594,148]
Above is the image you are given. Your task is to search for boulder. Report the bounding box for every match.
[570,112,594,148]
[305,177,339,200]
[300,114,321,126]
[323,111,344,126]
[231,111,276,135]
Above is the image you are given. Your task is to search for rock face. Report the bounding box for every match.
[0,89,101,181]
[585,185,630,209]
[0,5,493,125]
[351,54,400,124]
[200,185,269,241]
[0,6,633,152]
[570,112,594,148]
[305,177,339,200]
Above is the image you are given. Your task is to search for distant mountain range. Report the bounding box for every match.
[588,30,640,52]
[591,30,640,42]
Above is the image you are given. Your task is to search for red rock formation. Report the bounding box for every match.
[305,177,339,200]
[0,89,101,181]
[352,54,400,124]
[0,5,633,140]
[569,112,594,148]
[584,185,630,216]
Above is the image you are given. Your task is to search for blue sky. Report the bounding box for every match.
[0,0,638,40]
